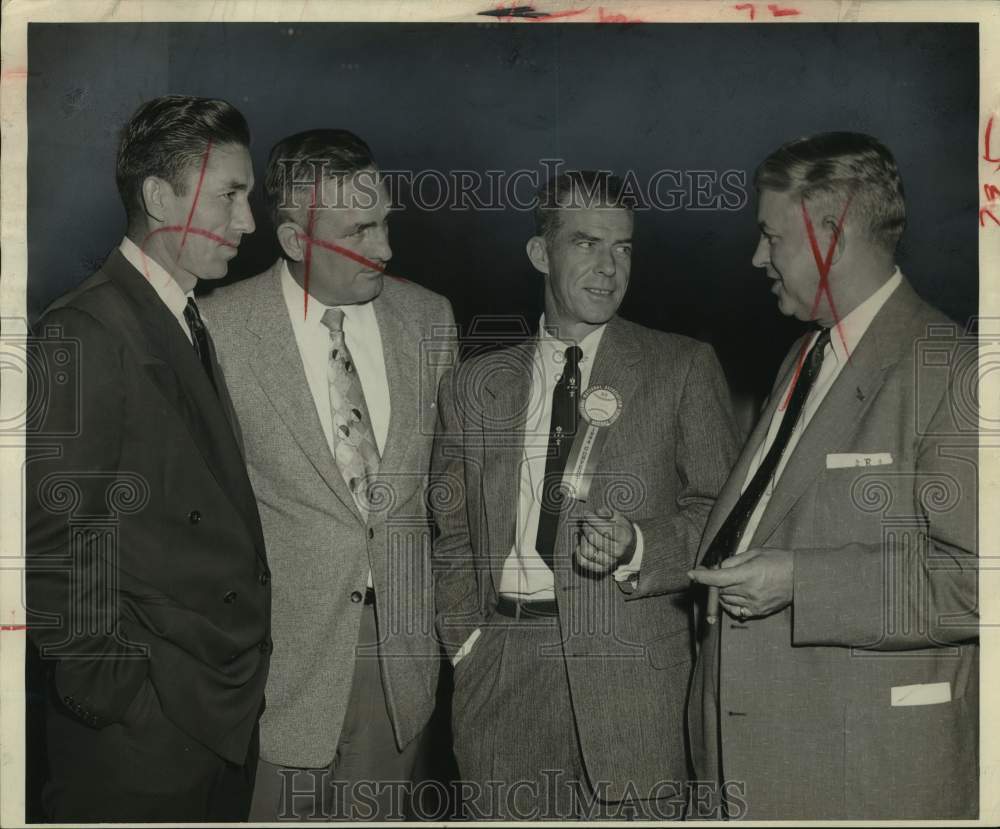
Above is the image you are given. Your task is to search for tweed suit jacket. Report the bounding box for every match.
[688,279,978,820]
[432,315,739,800]
[203,261,456,767]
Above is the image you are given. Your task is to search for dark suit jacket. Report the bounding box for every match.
[689,279,978,819]
[432,315,739,799]
[26,250,271,765]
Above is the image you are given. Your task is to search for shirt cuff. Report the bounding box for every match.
[613,522,644,582]
[450,627,482,667]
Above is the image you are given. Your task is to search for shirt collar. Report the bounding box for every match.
[536,314,606,370]
[279,259,376,331]
[119,236,192,316]
[825,267,902,363]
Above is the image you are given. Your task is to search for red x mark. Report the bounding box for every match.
[779,191,854,410]
[135,141,398,318]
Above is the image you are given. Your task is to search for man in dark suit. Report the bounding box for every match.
[25,95,270,821]
[432,171,739,819]
[203,129,456,821]
[687,133,978,819]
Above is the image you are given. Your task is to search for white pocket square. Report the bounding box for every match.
[890,681,951,707]
[826,452,893,469]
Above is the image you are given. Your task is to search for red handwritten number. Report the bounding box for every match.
[767,4,800,17]
[734,3,756,20]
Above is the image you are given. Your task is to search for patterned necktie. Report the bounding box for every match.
[534,345,583,571]
[183,298,218,394]
[701,326,831,571]
[320,308,382,514]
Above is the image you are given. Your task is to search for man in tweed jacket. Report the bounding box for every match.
[203,129,456,820]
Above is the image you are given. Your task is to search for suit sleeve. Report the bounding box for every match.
[628,343,741,598]
[430,364,491,659]
[793,350,978,649]
[26,308,150,728]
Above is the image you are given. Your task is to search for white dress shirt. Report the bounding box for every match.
[735,268,903,553]
[452,318,645,665]
[279,260,390,456]
[119,236,193,343]
[498,316,645,598]
[279,261,391,588]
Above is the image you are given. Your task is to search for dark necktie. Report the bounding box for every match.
[535,345,583,571]
[183,297,218,394]
[701,326,831,571]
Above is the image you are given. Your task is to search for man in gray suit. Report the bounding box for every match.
[431,171,739,819]
[687,133,978,819]
[203,129,456,820]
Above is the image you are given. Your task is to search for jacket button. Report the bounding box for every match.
[258,572,270,586]
[350,590,363,603]
[188,510,202,524]
[367,528,374,540]
[223,591,237,603]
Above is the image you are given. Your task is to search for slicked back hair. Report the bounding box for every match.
[754,132,906,254]
[534,170,634,243]
[116,95,251,227]
[264,129,376,228]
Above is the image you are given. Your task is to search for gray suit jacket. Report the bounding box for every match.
[203,262,456,767]
[689,279,978,819]
[432,315,739,799]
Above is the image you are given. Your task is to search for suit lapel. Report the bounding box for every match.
[371,290,417,482]
[751,280,923,546]
[245,264,362,523]
[695,343,803,563]
[105,251,265,557]
[584,316,641,450]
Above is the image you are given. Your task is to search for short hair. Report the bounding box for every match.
[263,129,376,227]
[116,95,251,226]
[754,132,906,253]
[533,170,634,243]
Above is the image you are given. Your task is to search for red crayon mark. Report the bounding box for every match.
[2,67,29,80]
[985,183,1000,203]
[767,4,800,16]
[597,6,643,23]
[734,3,756,20]
[984,116,1000,171]
[301,182,320,319]
[0,624,27,631]
[179,139,213,252]
[779,194,854,411]
[530,7,590,21]
[980,208,1000,228]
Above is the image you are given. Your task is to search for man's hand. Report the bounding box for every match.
[688,547,794,620]
[574,508,636,575]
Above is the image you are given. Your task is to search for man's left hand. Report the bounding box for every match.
[575,508,636,575]
[687,547,794,619]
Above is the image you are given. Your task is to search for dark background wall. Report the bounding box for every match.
[27,22,977,401]
[23,22,979,818]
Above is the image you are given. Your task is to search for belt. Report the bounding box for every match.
[495,595,559,620]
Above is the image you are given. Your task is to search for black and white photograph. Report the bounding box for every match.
[0,0,995,824]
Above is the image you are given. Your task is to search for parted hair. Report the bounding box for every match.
[534,170,634,243]
[263,129,376,227]
[116,95,251,226]
[754,131,906,253]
